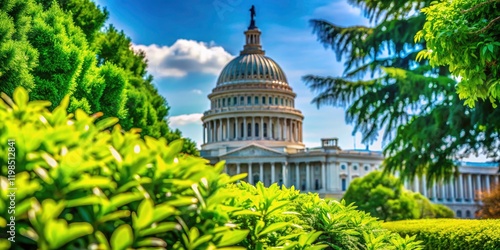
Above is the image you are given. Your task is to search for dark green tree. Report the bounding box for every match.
[304,0,500,184]
[343,171,454,221]
[0,0,199,155]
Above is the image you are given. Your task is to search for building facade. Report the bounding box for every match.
[200,15,499,218]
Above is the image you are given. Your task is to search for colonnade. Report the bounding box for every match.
[224,161,326,192]
[203,116,302,144]
[407,173,500,203]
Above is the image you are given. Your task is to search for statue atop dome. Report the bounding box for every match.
[249,5,257,29]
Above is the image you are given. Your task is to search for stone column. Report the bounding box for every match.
[271,162,276,184]
[282,162,288,187]
[486,174,491,192]
[283,118,287,141]
[203,123,206,144]
[422,176,427,197]
[207,121,211,142]
[295,163,300,190]
[432,182,437,202]
[269,117,273,139]
[252,116,255,139]
[235,117,239,139]
[468,174,473,202]
[458,174,464,201]
[248,163,253,185]
[236,163,241,175]
[306,162,311,190]
[321,162,326,192]
[226,118,230,141]
[243,117,247,140]
[476,174,481,195]
[415,176,420,194]
[260,117,264,140]
[440,181,446,201]
[449,177,455,203]
[259,163,264,184]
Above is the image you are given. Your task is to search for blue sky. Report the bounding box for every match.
[91,0,398,152]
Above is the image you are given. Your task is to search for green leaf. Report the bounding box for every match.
[13,87,29,108]
[257,222,290,237]
[111,224,133,250]
[66,196,101,208]
[135,199,154,230]
[46,220,93,249]
[138,222,179,237]
[216,230,249,247]
[96,117,119,130]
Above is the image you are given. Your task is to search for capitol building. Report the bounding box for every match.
[200,13,499,218]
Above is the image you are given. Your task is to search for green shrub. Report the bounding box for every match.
[0,88,247,249]
[224,182,423,250]
[383,219,500,250]
[0,87,423,249]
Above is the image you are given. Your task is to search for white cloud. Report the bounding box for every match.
[170,113,203,126]
[133,39,234,78]
[191,89,203,95]
[309,0,370,26]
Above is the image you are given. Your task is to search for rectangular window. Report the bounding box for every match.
[263,123,267,137]
[269,97,272,105]
[341,178,347,191]
[247,96,251,105]
[222,99,226,107]
[240,96,244,105]
[234,97,237,106]
[247,123,252,137]
[281,98,284,105]
[218,99,221,108]
[275,97,278,105]
[255,123,259,137]
[262,97,266,104]
[255,96,259,105]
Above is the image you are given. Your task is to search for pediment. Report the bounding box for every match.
[221,144,286,158]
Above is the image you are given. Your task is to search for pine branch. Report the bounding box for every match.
[460,0,500,14]
[469,15,500,34]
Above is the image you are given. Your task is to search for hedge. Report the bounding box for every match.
[382,219,500,250]
[0,87,422,249]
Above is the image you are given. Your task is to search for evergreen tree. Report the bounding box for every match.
[0,0,199,155]
[304,0,500,184]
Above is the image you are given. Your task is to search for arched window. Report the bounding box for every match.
[353,165,358,171]
[465,210,471,218]
[456,210,462,218]
[364,165,369,171]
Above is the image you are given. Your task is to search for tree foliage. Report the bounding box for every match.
[304,0,500,184]
[0,0,198,155]
[417,0,500,107]
[343,171,454,221]
[477,184,500,219]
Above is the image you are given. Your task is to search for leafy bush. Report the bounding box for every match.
[383,219,500,250]
[225,182,423,249]
[0,88,247,249]
[0,88,423,249]
[343,171,454,221]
